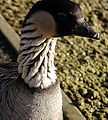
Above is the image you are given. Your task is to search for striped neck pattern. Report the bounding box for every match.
[17,19,57,89]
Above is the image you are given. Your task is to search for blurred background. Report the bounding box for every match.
[0,0,108,119]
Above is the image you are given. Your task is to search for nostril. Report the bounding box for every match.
[94,33,100,40]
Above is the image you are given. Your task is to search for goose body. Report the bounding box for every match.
[0,0,99,120]
[0,63,62,120]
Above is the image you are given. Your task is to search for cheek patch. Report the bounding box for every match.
[28,11,56,37]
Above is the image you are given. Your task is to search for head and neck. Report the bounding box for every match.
[17,0,100,89]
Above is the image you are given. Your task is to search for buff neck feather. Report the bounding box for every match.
[17,11,57,89]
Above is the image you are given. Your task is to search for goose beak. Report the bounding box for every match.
[73,21,100,40]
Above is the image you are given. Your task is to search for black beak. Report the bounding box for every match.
[73,21,100,40]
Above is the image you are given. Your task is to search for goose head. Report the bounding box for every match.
[19,0,100,88]
[23,0,100,40]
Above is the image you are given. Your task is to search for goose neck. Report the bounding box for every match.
[17,31,57,89]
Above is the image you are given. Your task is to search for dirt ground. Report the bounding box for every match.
[0,0,108,119]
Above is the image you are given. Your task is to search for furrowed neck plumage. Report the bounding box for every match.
[17,11,57,89]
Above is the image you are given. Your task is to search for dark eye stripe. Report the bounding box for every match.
[22,22,34,27]
[21,28,37,34]
[21,35,43,41]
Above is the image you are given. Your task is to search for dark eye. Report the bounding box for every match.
[58,13,67,21]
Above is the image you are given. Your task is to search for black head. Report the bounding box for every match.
[23,0,100,40]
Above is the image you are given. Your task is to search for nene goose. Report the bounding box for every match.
[0,0,99,119]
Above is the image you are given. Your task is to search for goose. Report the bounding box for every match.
[0,0,100,119]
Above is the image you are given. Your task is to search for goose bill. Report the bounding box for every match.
[73,21,100,40]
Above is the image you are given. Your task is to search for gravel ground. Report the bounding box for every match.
[0,0,108,119]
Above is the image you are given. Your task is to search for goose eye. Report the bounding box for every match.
[58,13,67,21]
